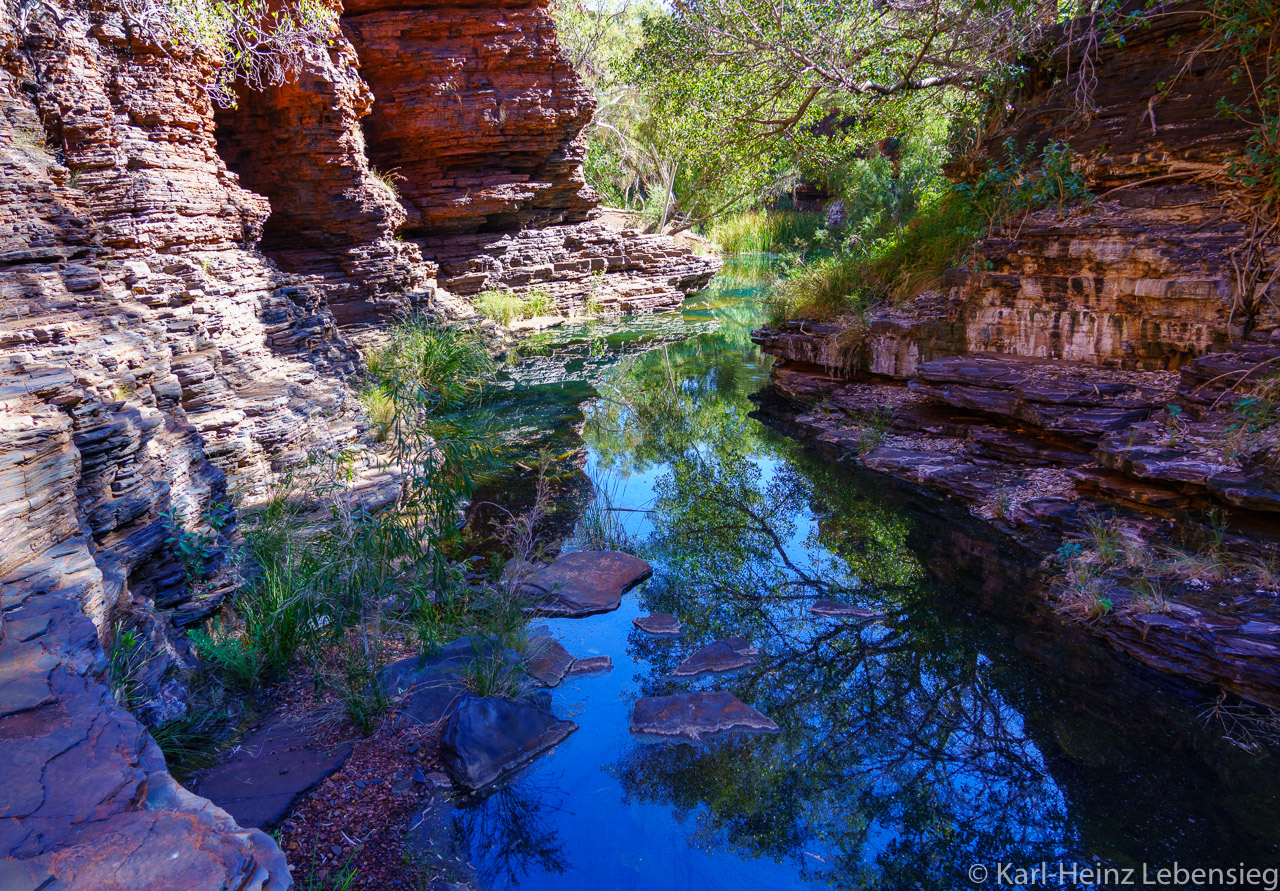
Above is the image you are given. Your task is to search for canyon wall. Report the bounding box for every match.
[754,6,1280,710]
[0,0,713,885]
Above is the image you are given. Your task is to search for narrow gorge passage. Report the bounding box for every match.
[441,261,1280,889]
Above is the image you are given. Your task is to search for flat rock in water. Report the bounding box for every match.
[633,612,682,636]
[670,637,759,678]
[566,655,613,675]
[441,695,577,790]
[810,600,886,621]
[189,723,352,829]
[521,550,652,617]
[630,692,779,743]
[526,636,575,687]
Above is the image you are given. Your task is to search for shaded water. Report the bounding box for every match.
[457,260,1280,890]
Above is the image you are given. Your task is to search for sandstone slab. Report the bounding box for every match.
[633,613,682,636]
[189,723,352,830]
[567,655,613,676]
[630,692,779,743]
[521,551,652,618]
[526,636,575,688]
[670,638,760,678]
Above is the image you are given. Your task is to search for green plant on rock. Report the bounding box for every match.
[150,708,232,778]
[107,624,155,712]
[474,288,558,325]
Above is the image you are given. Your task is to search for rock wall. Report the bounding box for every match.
[765,4,1276,381]
[339,0,719,308]
[0,0,718,882]
[753,6,1280,710]
[211,24,437,329]
[340,0,596,237]
[0,0,368,884]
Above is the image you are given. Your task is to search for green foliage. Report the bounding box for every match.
[364,316,495,412]
[956,139,1091,229]
[133,0,337,108]
[767,139,1089,322]
[705,211,826,255]
[473,289,558,325]
[150,709,231,778]
[161,504,230,583]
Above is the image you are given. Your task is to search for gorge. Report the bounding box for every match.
[2,0,1279,888]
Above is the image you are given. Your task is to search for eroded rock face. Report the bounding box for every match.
[342,0,596,238]
[340,0,720,308]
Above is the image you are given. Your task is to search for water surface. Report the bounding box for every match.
[456,259,1280,890]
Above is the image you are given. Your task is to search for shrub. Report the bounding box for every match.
[473,289,558,325]
[364,316,495,412]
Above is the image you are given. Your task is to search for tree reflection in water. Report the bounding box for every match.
[607,412,1076,889]
[452,779,570,888]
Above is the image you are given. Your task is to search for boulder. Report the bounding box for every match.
[630,692,779,743]
[670,637,760,678]
[525,636,575,688]
[520,551,652,618]
[633,612,682,636]
[441,695,577,790]
[380,637,519,727]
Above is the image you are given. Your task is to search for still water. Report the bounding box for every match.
[456,260,1280,890]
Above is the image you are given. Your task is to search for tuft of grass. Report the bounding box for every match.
[474,288,558,325]
[359,386,396,443]
[364,316,495,413]
[369,165,404,197]
[150,709,231,778]
[706,210,826,255]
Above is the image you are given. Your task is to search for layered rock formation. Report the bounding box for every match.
[339,0,719,309]
[753,6,1280,708]
[1,0,714,884]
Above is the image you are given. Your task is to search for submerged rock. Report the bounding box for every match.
[520,550,652,617]
[441,695,577,790]
[631,692,779,743]
[633,612,683,636]
[189,723,353,829]
[810,600,886,621]
[526,636,575,687]
[567,655,613,675]
[670,637,760,678]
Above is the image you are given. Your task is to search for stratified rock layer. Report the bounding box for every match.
[340,0,719,309]
[753,5,1280,710]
